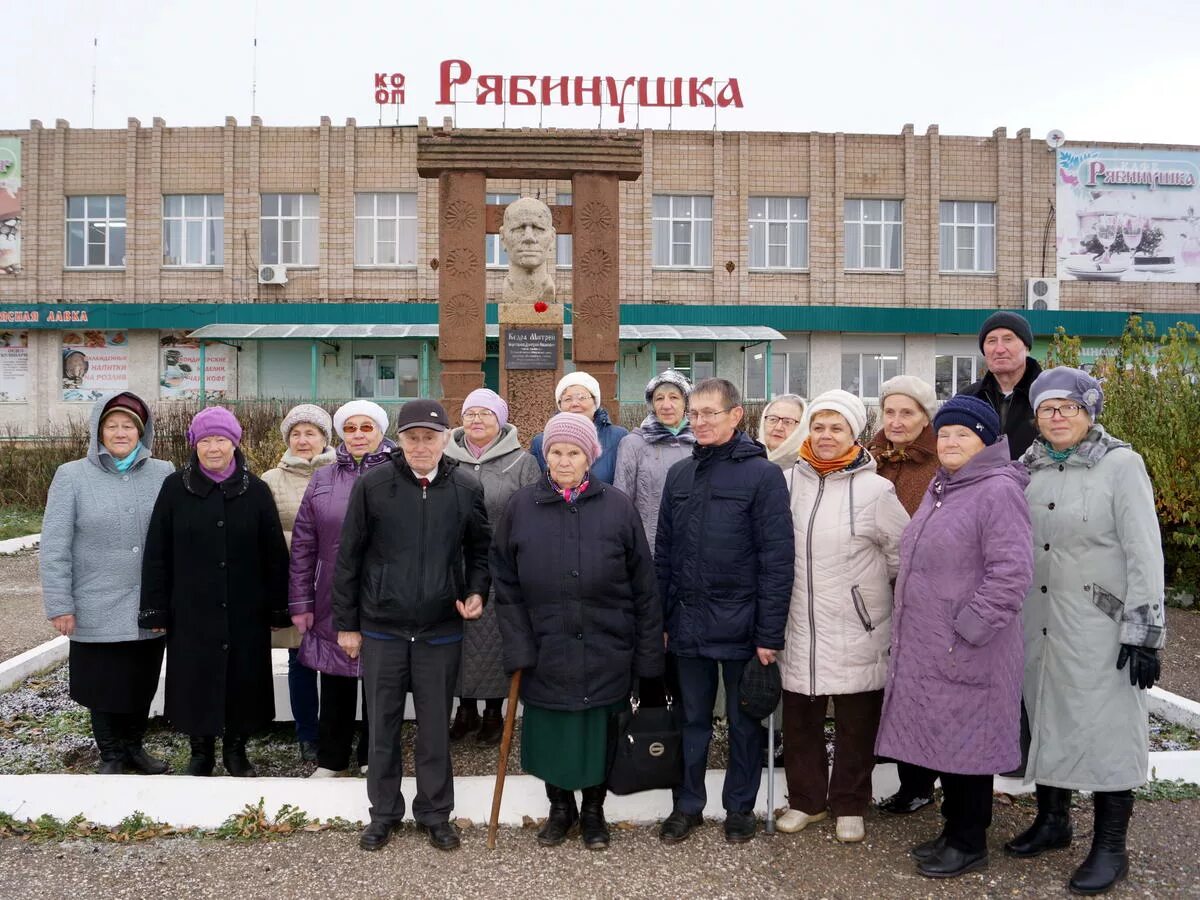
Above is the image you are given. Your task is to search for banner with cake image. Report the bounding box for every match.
[1057,147,1200,283]
[160,332,233,400]
[61,331,130,401]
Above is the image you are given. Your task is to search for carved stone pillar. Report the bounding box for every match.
[437,171,486,422]
[570,172,621,417]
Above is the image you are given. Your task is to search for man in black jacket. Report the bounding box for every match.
[959,310,1043,460]
[332,399,490,852]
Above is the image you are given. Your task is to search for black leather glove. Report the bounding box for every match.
[1116,644,1160,690]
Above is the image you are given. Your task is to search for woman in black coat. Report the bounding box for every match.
[492,412,663,852]
[140,407,290,777]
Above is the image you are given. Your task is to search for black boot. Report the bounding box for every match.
[476,704,504,746]
[186,736,215,776]
[222,732,257,777]
[1068,791,1133,895]
[536,784,579,847]
[122,714,169,775]
[91,711,126,774]
[448,702,481,741]
[580,785,610,851]
[1005,784,1073,857]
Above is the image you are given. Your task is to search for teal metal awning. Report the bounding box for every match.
[187,323,787,342]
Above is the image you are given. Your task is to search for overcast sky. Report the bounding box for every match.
[6,0,1200,146]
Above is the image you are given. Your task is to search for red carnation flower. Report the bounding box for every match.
[534,301,548,313]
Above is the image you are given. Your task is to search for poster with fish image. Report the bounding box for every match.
[61,331,130,401]
[0,137,20,275]
[1057,147,1200,283]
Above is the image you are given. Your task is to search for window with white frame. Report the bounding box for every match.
[486,192,520,268]
[556,192,572,267]
[652,195,713,268]
[163,195,224,267]
[841,352,901,400]
[260,194,319,266]
[749,197,808,269]
[355,193,417,266]
[935,354,985,399]
[844,199,903,271]
[352,353,419,399]
[939,201,995,273]
[656,349,714,384]
[65,196,126,268]
[745,349,810,401]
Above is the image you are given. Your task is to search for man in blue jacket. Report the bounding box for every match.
[654,378,795,844]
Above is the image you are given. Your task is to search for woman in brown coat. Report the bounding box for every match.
[865,375,941,816]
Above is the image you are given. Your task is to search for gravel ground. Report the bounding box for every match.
[0,550,54,661]
[1161,607,1200,700]
[1,798,1199,899]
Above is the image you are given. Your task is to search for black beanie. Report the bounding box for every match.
[978,311,1034,352]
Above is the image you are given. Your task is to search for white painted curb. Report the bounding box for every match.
[0,532,40,556]
[0,636,68,693]
[1148,687,1200,732]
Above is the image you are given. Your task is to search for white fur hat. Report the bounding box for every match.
[333,400,390,438]
[879,375,939,423]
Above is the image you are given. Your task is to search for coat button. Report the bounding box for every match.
[1044,543,1050,551]
[221,602,227,609]
[221,643,229,651]
[570,570,579,577]
[575,632,583,640]
[218,561,226,568]
[217,520,224,527]
[122,475,129,482]
[1058,464,1064,471]
[1042,628,1047,635]
[570,507,577,514]
[1040,585,1047,593]
[1048,503,1055,510]
[132,546,139,554]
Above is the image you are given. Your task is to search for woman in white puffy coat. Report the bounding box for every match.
[777,390,909,844]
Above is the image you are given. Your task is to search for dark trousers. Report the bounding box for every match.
[362,636,459,827]
[674,655,762,815]
[939,773,993,853]
[287,648,319,745]
[897,761,937,798]
[782,689,883,817]
[317,672,369,771]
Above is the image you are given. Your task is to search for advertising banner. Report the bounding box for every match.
[62,331,130,401]
[159,332,233,400]
[1057,147,1200,283]
[0,137,19,275]
[0,330,28,401]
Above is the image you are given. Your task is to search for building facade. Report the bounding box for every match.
[1,116,1198,434]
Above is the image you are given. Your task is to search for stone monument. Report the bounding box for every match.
[500,197,556,304]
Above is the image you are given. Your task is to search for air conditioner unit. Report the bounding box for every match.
[258,264,288,285]
[1026,277,1059,311]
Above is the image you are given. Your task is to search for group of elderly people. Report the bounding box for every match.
[41,310,1165,894]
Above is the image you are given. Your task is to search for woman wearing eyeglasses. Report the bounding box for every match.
[1007,367,1165,896]
[530,372,628,484]
[757,394,808,467]
[443,389,541,744]
[288,401,396,777]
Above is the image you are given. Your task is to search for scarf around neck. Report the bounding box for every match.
[547,468,590,504]
[110,443,143,472]
[798,437,862,476]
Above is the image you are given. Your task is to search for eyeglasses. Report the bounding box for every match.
[1036,403,1085,420]
[763,415,800,429]
[559,393,594,405]
[462,410,496,422]
[342,423,376,434]
[688,407,731,423]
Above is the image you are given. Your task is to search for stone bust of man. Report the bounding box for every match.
[500,196,556,304]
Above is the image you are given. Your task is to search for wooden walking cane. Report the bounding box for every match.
[486,669,522,850]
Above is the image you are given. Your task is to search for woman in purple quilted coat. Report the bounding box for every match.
[875,394,1033,879]
[288,401,397,776]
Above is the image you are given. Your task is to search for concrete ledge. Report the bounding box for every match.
[0,636,68,693]
[0,533,40,556]
[1148,686,1200,732]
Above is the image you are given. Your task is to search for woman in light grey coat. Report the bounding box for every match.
[40,392,174,774]
[1008,367,1166,897]
[443,389,541,744]
[613,369,694,550]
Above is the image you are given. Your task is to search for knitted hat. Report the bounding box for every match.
[280,403,333,443]
[879,375,939,423]
[933,394,1001,446]
[396,398,449,433]
[1030,366,1103,420]
[805,389,867,437]
[555,371,602,405]
[333,400,389,439]
[462,388,509,429]
[100,393,148,437]
[542,412,602,466]
[187,406,242,447]
[978,311,1034,352]
[644,369,693,407]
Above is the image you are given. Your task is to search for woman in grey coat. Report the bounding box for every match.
[1008,367,1166,896]
[613,369,694,550]
[443,389,540,744]
[40,392,174,773]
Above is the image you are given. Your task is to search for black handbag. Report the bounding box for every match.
[607,678,683,796]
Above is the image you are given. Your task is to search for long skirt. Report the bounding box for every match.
[520,701,622,791]
[69,637,165,714]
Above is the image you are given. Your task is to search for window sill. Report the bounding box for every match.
[63,267,125,272]
[264,265,318,271]
[843,269,904,275]
[748,268,810,274]
[162,266,224,271]
[651,267,714,273]
[938,270,997,277]
[353,266,419,271]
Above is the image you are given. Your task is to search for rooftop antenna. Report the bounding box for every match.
[90,37,98,128]
[251,0,259,117]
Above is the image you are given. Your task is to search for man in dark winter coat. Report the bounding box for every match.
[332,399,491,853]
[959,311,1043,460]
[654,378,795,845]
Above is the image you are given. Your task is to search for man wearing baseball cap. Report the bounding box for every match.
[331,399,491,853]
[959,311,1043,460]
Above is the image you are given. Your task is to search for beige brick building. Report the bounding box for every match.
[0,117,1197,434]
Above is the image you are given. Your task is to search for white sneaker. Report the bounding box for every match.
[309,767,340,778]
[836,815,865,843]
[776,809,827,833]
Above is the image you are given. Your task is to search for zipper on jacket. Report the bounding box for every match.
[418,478,427,621]
[805,476,826,696]
[851,585,874,632]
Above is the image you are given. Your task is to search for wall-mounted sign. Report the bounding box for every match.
[0,330,28,401]
[504,327,559,370]
[0,137,20,276]
[1057,147,1200,284]
[160,332,233,400]
[62,331,129,401]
